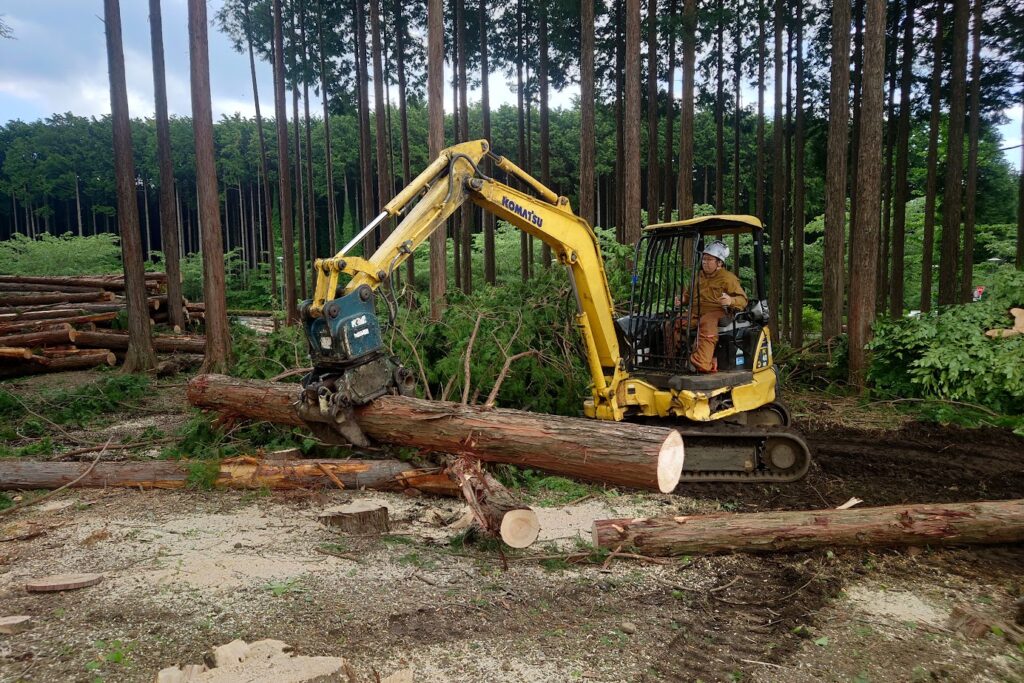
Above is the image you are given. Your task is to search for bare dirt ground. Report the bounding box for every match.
[1,373,1023,682]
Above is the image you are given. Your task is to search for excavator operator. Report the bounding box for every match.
[672,240,748,373]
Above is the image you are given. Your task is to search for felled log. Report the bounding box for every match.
[0,283,107,294]
[986,308,1024,339]
[591,499,1024,556]
[187,374,685,492]
[73,330,205,354]
[0,325,76,349]
[0,307,93,321]
[0,312,118,335]
[0,349,115,378]
[0,274,167,291]
[447,455,539,548]
[0,347,32,360]
[0,291,114,306]
[0,457,460,496]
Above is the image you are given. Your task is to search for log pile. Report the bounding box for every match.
[0,273,205,377]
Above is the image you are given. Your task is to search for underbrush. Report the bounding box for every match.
[868,267,1024,433]
[0,374,150,436]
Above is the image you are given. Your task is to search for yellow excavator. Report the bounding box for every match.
[297,140,810,483]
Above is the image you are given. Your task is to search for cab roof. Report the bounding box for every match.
[644,214,764,236]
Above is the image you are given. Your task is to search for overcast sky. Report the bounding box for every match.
[0,0,1020,171]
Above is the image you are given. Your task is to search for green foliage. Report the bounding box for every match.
[868,267,1024,422]
[0,232,123,275]
[181,249,278,309]
[391,264,591,417]
[0,375,149,434]
[0,492,12,511]
[162,411,323,460]
[230,323,306,380]
[491,464,604,506]
[186,460,221,490]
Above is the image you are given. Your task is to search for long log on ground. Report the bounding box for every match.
[0,325,75,349]
[0,347,33,360]
[447,455,540,548]
[591,499,1024,556]
[0,457,460,496]
[187,374,685,492]
[0,291,114,307]
[0,283,108,294]
[0,312,117,334]
[72,330,205,354]
[0,299,165,316]
[0,349,115,378]
[0,274,167,290]
[0,308,93,321]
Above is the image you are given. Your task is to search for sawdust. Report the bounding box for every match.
[846,584,948,627]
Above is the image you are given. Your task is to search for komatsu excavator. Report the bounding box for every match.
[298,140,811,483]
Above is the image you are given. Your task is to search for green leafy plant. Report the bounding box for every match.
[868,267,1024,431]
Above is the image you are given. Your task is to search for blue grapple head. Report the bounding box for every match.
[296,285,415,446]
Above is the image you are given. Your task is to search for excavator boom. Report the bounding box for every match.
[297,140,811,482]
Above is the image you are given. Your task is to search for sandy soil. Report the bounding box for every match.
[1,373,1022,682]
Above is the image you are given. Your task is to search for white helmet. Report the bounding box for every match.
[703,240,729,263]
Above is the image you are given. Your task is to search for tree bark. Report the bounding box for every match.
[72,330,205,354]
[149,0,185,330]
[0,350,116,378]
[755,0,766,220]
[272,0,297,323]
[791,0,805,347]
[104,0,156,374]
[427,0,445,320]
[732,7,742,215]
[186,374,686,492]
[623,0,642,244]
[592,500,1024,556]
[715,0,725,213]
[770,0,784,333]
[539,2,552,269]
[355,0,375,253]
[938,0,969,306]
[662,0,677,223]
[646,0,659,222]
[300,2,317,274]
[847,0,886,387]
[316,1,337,257]
[0,326,75,349]
[189,0,231,372]
[0,292,111,307]
[890,0,915,317]
[0,274,166,290]
[960,0,982,303]
[457,0,474,285]
[921,5,944,311]
[370,0,392,221]
[245,3,278,306]
[480,0,495,283]
[679,0,696,222]
[0,457,459,496]
[579,0,596,227]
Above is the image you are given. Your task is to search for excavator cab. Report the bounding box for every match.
[619,214,772,390]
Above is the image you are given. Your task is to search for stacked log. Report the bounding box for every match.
[0,273,205,377]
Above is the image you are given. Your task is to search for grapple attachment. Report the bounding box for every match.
[297,285,415,446]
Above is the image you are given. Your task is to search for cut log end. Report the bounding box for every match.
[500,508,541,548]
[657,430,685,494]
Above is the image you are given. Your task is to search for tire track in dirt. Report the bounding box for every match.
[657,557,844,682]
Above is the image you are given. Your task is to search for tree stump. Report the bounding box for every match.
[319,502,391,534]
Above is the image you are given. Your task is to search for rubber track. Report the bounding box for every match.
[672,424,812,483]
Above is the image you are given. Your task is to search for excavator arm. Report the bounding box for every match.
[301,139,628,425]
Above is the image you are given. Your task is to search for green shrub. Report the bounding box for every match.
[868,267,1024,416]
[0,232,123,275]
[231,323,307,380]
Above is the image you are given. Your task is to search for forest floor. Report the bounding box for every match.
[1,370,1023,683]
